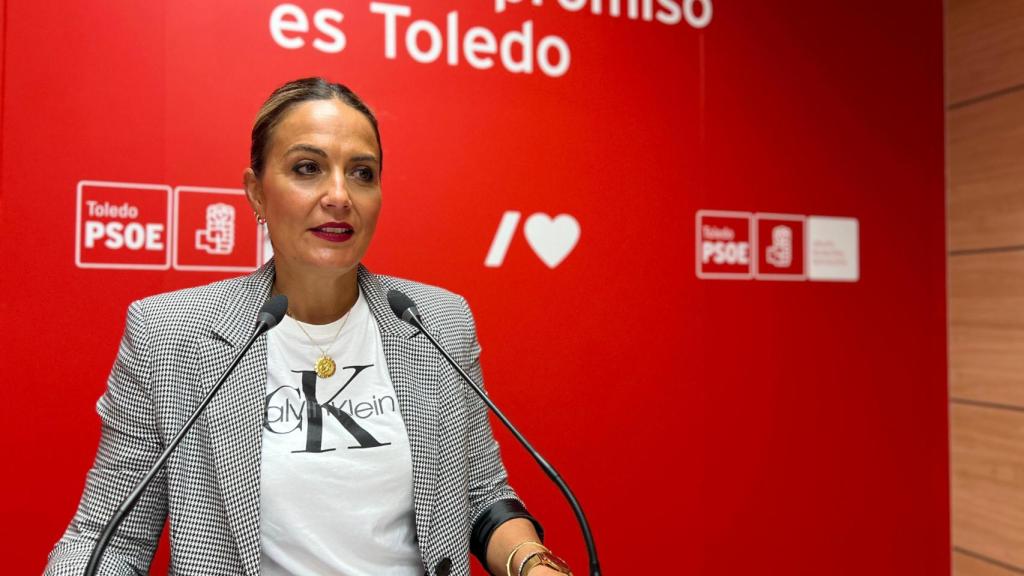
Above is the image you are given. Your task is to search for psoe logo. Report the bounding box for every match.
[196,203,236,255]
[75,180,264,272]
[754,213,805,280]
[695,210,752,279]
[76,180,172,270]
[695,209,859,283]
[174,186,263,272]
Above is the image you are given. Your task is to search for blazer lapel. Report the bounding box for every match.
[358,266,442,557]
[197,260,275,576]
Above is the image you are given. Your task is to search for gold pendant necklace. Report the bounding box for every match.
[289,304,353,379]
[314,355,337,379]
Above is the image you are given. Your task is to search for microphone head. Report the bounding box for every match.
[258,294,288,329]
[387,289,422,325]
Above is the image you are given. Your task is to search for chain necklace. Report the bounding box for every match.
[289,306,353,379]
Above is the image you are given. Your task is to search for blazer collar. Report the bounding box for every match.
[207,259,275,347]
[208,260,414,345]
[357,264,421,339]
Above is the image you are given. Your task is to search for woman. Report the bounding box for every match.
[46,78,572,576]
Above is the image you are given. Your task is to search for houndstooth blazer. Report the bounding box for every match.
[46,261,537,576]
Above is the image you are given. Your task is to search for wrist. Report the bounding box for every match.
[519,549,573,576]
[505,541,547,576]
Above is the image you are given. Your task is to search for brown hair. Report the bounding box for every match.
[250,77,382,177]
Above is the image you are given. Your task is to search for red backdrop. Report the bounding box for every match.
[0,1,947,574]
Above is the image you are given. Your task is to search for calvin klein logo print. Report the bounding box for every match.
[263,364,393,452]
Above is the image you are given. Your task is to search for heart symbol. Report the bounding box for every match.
[524,213,580,269]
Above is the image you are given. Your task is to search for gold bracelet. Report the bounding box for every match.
[505,541,548,576]
[517,551,546,576]
[521,551,574,576]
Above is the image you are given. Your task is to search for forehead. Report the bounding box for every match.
[269,99,378,154]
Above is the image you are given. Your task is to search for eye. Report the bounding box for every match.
[292,161,320,176]
[351,166,376,183]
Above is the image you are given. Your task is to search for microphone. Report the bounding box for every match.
[258,294,289,328]
[388,289,422,325]
[387,290,601,576]
[85,294,288,576]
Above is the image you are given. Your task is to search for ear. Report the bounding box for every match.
[243,168,264,217]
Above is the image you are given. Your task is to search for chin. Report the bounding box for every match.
[282,254,358,275]
[313,259,359,273]
[309,256,358,270]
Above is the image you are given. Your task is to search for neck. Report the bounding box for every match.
[273,261,360,325]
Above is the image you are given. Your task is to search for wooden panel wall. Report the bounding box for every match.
[949,1,1024,574]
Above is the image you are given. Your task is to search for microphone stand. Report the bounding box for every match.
[391,293,601,576]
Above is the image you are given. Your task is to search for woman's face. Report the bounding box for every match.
[245,99,382,279]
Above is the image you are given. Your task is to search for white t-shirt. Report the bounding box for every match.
[259,289,422,576]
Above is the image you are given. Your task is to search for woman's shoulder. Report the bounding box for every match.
[136,274,252,316]
[128,267,268,338]
[374,273,465,306]
[366,272,482,357]
[364,269,476,328]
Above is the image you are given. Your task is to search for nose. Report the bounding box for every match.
[321,172,351,210]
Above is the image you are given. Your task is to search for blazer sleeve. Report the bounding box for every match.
[45,300,168,575]
[459,297,544,567]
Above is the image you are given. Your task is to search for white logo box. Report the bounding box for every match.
[806,216,859,282]
[694,209,755,280]
[753,212,806,281]
[75,180,173,270]
[172,186,264,273]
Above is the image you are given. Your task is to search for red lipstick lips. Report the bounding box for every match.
[310,221,354,243]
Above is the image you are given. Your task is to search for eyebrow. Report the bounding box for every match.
[349,154,380,164]
[283,144,379,164]
[283,144,327,158]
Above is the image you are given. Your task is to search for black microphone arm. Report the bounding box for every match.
[84,294,288,576]
[387,290,601,576]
